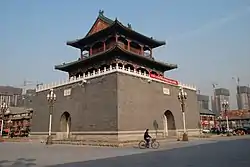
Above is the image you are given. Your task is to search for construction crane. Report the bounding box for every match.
[22,79,43,87]
[20,79,43,94]
[212,82,218,89]
[211,82,219,115]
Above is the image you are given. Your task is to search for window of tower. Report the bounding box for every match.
[85,68,97,76]
[124,64,134,72]
[136,67,149,75]
[111,63,116,69]
[75,72,83,78]
[130,41,141,55]
[100,64,110,72]
[105,36,116,50]
[150,71,158,76]
[143,46,151,57]
[81,46,90,58]
[117,36,128,50]
[92,41,104,55]
[117,63,123,69]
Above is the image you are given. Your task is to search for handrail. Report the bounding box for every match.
[36,64,196,92]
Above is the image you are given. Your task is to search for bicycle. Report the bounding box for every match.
[138,138,160,149]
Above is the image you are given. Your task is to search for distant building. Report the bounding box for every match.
[213,88,230,116]
[0,107,33,136]
[22,89,36,108]
[197,94,209,110]
[0,86,22,107]
[237,86,250,110]
[197,94,215,129]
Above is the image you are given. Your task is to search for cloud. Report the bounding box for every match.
[169,6,250,41]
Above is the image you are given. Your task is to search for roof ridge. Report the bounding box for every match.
[84,11,114,37]
[98,11,114,25]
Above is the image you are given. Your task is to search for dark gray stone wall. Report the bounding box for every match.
[31,73,118,132]
[32,72,200,135]
[117,73,200,131]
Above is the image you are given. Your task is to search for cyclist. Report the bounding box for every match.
[144,129,151,148]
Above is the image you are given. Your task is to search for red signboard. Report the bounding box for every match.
[201,121,209,125]
[149,74,179,85]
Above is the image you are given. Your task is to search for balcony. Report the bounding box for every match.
[89,42,148,57]
[80,38,152,59]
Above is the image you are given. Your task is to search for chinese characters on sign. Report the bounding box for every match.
[149,74,179,85]
[64,88,71,96]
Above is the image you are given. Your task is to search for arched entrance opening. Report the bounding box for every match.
[163,110,176,137]
[60,112,71,138]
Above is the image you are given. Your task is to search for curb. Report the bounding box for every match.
[0,138,33,143]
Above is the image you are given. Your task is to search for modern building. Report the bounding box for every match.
[237,86,250,110]
[197,94,210,110]
[197,94,215,130]
[0,86,22,107]
[213,88,230,116]
[22,89,36,108]
[31,11,199,144]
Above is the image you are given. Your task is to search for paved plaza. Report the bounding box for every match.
[0,136,250,167]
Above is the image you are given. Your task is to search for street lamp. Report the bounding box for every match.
[222,100,230,136]
[0,102,8,137]
[46,89,56,145]
[178,87,188,141]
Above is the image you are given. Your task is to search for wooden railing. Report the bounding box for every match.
[129,47,141,55]
[89,42,142,56]
[92,47,105,55]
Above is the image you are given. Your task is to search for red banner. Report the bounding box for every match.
[201,121,209,125]
[149,74,179,85]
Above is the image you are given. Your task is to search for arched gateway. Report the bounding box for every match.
[163,110,176,136]
[60,112,71,138]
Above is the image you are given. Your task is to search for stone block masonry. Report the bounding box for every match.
[31,68,200,144]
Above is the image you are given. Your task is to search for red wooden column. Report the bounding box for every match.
[103,42,106,51]
[80,49,83,59]
[89,47,93,56]
[140,45,143,55]
[127,40,131,51]
[115,35,118,43]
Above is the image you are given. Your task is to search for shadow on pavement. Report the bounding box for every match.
[0,158,36,167]
[47,139,250,167]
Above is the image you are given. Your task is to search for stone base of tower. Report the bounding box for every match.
[31,71,200,147]
[31,129,200,147]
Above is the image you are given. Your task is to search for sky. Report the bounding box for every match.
[1,0,250,109]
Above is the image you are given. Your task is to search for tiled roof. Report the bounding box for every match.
[55,45,177,72]
[199,108,215,115]
[221,109,250,120]
[6,107,32,115]
[67,13,166,49]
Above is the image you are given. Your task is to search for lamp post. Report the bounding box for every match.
[46,89,56,145]
[0,102,8,137]
[178,87,188,141]
[222,100,230,136]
